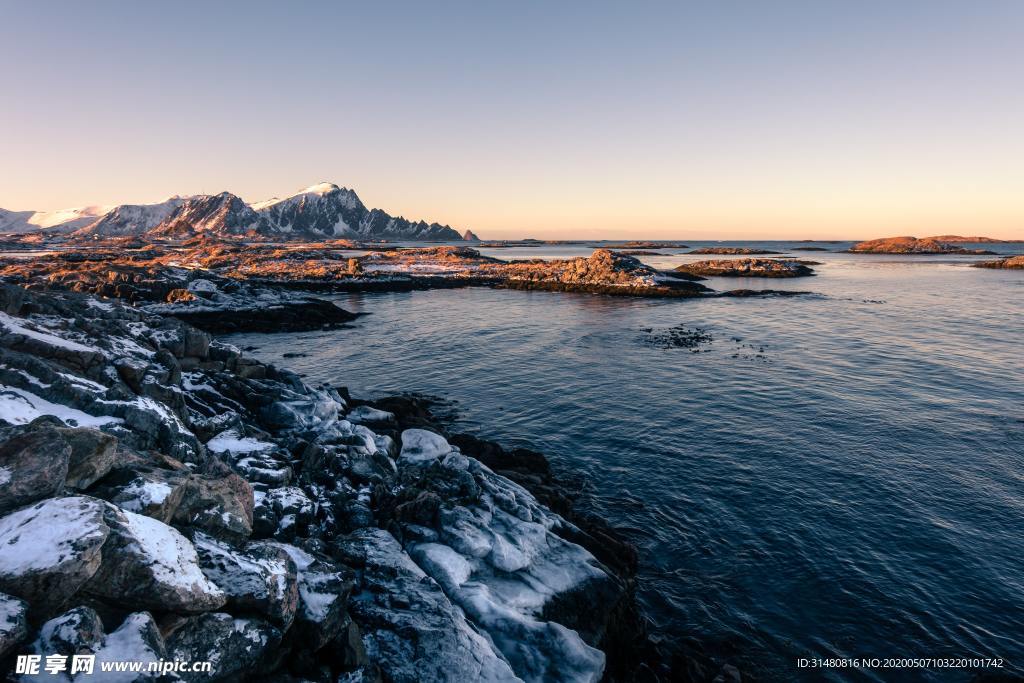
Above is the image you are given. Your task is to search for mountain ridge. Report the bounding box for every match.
[4,183,475,242]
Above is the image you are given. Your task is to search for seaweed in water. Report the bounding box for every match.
[641,324,713,350]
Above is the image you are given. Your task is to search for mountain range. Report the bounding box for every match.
[0,183,475,242]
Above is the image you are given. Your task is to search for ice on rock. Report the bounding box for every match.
[410,543,473,590]
[206,429,275,454]
[402,468,611,683]
[346,405,396,426]
[399,429,452,463]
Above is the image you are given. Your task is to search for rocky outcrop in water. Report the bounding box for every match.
[673,258,815,278]
[0,284,662,682]
[688,247,780,255]
[848,236,996,254]
[971,254,1024,269]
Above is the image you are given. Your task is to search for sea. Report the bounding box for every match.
[227,240,1024,681]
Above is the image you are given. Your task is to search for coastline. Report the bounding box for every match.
[0,283,732,681]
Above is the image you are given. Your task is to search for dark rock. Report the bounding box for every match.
[58,427,118,490]
[193,532,299,629]
[0,427,71,513]
[163,612,282,682]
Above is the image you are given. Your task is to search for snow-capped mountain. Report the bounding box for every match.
[70,197,188,238]
[253,183,463,241]
[18,182,471,241]
[0,205,112,234]
[149,192,260,238]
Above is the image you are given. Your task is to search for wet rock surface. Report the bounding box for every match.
[0,283,720,681]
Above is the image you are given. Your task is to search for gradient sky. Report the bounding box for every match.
[2,0,1022,239]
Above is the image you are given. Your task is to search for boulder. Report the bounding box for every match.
[25,605,105,659]
[0,592,28,659]
[0,428,71,513]
[174,470,253,540]
[399,429,452,464]
[193,532,299,629]
[91,612,167,682]
[84,505,226,614]
[163,613,281,682]
[97,466,189,523]
[58,427,119,490]
[0,497,109,617]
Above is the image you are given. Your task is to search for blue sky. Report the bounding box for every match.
[2,0,1022,239]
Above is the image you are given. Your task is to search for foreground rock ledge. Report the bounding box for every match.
[0,283,720,681]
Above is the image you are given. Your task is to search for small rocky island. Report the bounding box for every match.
[687,247,780,255]
[0,283,729,681]
[972,254,1024,269]
[848,236,996,255]
[673,258,815,278]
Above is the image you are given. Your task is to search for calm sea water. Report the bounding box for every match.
[228,241,1024,681]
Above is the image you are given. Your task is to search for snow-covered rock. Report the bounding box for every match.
[164,613,281,682]
[270,543,350,651]
[85,506,226,613]
[0,497,109,616]
[193,532,299,629]
[0,592,28,659]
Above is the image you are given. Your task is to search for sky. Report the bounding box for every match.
[1,0,1022,240]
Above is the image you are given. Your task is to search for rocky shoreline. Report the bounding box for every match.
[0,284,736,682]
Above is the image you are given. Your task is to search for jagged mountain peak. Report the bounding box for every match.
[33,183,475,242]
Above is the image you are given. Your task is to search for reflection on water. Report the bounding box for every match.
[227,246,1024,681]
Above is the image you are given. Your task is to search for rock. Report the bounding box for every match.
[58,427,119,490]
[973,254,1024,269]
[193,532,299,629]
[673,258,814,278]
[174,469,254,541]
[337,528,518,682]
[84,505,226,614]
[399,429,452,463]
[0,592,28,659]
[270,543,351,651]
[849,235,996,254]
[0,427,71,513]
[163,613,281,682]
[688,247,780,255]
[89,612,167,682]
[24,606,105,664]
[96,465,189,523]
[0,497,109,617]
[346,405,397,427]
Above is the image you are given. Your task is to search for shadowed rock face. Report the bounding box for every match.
[972,254,1024,269]
[849,236,996,254]
[673,258,815,278]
